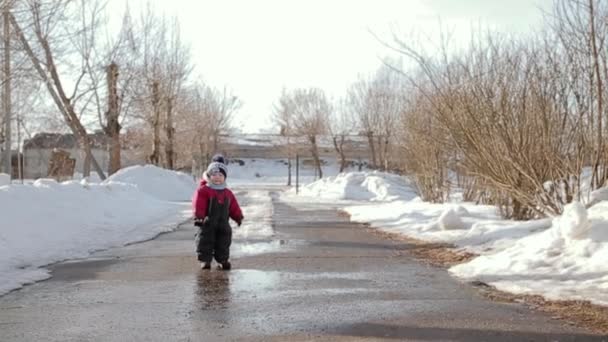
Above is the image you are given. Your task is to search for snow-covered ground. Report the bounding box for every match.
[0,164,274,295]
[4,157,606,308]
[0,158,352,295]
[0,165,196,295]
[228,157,363,186]
[284,169,608,307]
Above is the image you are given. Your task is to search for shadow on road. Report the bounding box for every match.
[330,322,608,341]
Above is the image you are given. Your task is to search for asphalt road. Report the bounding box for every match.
[1,189,606,341]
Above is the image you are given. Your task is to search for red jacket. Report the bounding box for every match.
[192,180,243,223]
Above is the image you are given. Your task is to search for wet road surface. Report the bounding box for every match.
[1,190,606,341]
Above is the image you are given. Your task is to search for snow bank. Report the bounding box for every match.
[104,165,196,201]
[0,173,9,186]
[284,169,608,306]
[558,202,591,240]
[0,165,194,295]
[449,200,608,305]
[436,206,469,230]
[298,171,417,202]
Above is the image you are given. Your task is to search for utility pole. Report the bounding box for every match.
[296,154,299,194]
[2,6,11,177]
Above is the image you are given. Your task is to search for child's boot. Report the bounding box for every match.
[218,261,231,270]
[201,262,211,270]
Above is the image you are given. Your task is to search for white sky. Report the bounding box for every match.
[110,0,551,133]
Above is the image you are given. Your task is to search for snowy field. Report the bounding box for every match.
[2,157,607,308]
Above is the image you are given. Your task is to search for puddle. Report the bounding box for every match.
[48,257,121,282]
[194,271,232,310]
[192,270,280,311]
[192,268,375,312]
[231,239,307,257]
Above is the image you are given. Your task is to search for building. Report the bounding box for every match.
[22,132,144,179]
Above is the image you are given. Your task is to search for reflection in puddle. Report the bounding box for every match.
[192,269,373,314]
[231,239,306,257]
[195,271,231,310]
[193,270,281,311]
[192,269,281,313]
[230,270,280,294]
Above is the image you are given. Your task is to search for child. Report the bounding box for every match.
[192,156,243,270]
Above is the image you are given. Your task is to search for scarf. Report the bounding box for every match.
[209,182,226,190]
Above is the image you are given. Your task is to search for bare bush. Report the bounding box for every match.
[393,27,593,218]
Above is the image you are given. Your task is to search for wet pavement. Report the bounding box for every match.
[1,190,607,341]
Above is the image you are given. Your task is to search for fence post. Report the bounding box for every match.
[296,154,299,194]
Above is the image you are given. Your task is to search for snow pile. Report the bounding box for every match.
[0,165,194,295]
[436,206,469,231]
[450,200,608,305]
[104,165,196,201]
[0,173,9,186]
[73,172,104,183]
[298,171,416,202]
[558,202,591,240]
[285,170,608,306]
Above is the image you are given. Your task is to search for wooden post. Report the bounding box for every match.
[296,154,299,194]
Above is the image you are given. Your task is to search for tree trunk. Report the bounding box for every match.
[149,81,161,165]
[287,157,292,186]
[198,140,205,177]
[164,97,175,169]
[366,131,376,168]
[82,149,91,177]
[309,134,323,179]
[589,0,605,188]
[339,145,347,173]
[213,131,219,153]
[332,135,347,173]
[376,135,387,170]
[105,62,121,175]
[383,136,390,171]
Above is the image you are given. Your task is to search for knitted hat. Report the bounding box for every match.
[211,154,227,164]
[206,161,227,178]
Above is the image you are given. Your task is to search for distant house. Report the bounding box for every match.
[22,132,144,179]
[218,134,371,159]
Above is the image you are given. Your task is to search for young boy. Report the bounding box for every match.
[192,157,243,270]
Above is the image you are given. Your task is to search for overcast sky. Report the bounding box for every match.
[110,0,551,133]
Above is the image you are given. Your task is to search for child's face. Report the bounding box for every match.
[210,171,225,184]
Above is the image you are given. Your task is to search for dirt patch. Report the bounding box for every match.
[339,210,608,335]
[472,284,608,335]
[371,228,477,267]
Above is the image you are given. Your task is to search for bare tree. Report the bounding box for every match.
[347,75,380,168]
[10,1,106,179]
[371,62,406,171]
[273,87,296,184]
[161,18,191,169]
[285,87,330,179]
[328,97,355,172]
[174,81,240,174]
[129,4,166,166]
[390,25,596,218]
[84,4,139,175]
[550,0,608,191]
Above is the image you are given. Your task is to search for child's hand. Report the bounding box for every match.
[194,217,209,227]
[236,217,243,227]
